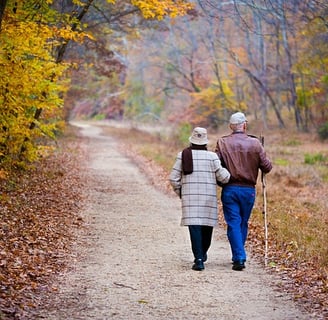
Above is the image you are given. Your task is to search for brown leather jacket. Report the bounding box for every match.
[215,132,272,187]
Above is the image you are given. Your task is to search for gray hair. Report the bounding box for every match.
[230,122,245,132]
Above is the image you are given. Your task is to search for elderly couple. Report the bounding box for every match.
[169,112,272,271]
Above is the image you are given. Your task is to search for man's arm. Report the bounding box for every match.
[259,145,273,174]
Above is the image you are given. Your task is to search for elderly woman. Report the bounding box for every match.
[169,127,230,271]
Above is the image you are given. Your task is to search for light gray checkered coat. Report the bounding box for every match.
[169,150,230,226]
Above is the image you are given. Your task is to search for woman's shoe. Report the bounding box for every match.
[192,259,205,271]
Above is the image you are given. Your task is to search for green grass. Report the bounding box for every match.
[274,158,290,166]
[304,152,327,165]
[283,139,302,146]
[318,166,328,182]
[139,144,176,171]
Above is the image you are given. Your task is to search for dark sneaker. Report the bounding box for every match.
[232,261,245,271]
[192,259,205,271]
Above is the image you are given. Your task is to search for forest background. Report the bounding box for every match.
[0,0,327,319]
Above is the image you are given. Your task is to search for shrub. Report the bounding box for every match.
[317,122,328,140]
[304,153,327,165]
[175,122,192,146]
[92,113,106,121]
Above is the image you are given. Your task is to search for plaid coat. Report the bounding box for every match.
[169,150,230,226]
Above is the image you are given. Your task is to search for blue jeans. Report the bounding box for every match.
[221,185,256,262]
[188,225,213,262]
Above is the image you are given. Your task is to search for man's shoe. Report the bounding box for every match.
[232,261,245,271]
[192,259,204,271]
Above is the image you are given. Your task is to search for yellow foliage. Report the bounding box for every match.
[0,169,7,180]
[0,0,193,167]
[0,1,83,166]
[191,80,235,106]
[187,80,239,128]
[293,15,328,115]
[131,0,193,20]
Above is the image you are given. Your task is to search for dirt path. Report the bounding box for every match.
[35,123,313,320]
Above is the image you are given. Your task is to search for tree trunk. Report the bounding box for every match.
[0,0,7,32]
[23,0,95,154]
[279,0,303,130]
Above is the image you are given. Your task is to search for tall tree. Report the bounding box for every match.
[0,0,193,166]
[63,0,328,132]
[0,0,7,31]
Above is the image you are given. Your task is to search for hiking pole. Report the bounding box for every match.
[260,135,268,267]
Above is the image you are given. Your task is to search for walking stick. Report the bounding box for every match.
[260,135,268,267]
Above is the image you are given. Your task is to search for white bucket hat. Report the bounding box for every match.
[229,112,248,125]
[189,127,209,145]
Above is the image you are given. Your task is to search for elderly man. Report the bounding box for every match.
[170,127,230,271]
[215,112,272,271]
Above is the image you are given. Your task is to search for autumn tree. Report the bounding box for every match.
[0,1,82,166]
[0,0,193,167]
[56,0,193,120]
[137,0,326,131]
[196,0,327,130]
[0,0,7,31]
[293,1,328,129]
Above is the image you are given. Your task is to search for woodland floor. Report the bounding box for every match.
[0,122,326,319]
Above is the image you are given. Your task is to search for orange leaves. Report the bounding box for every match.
[248,212,328,315]
[0,134,85,317]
